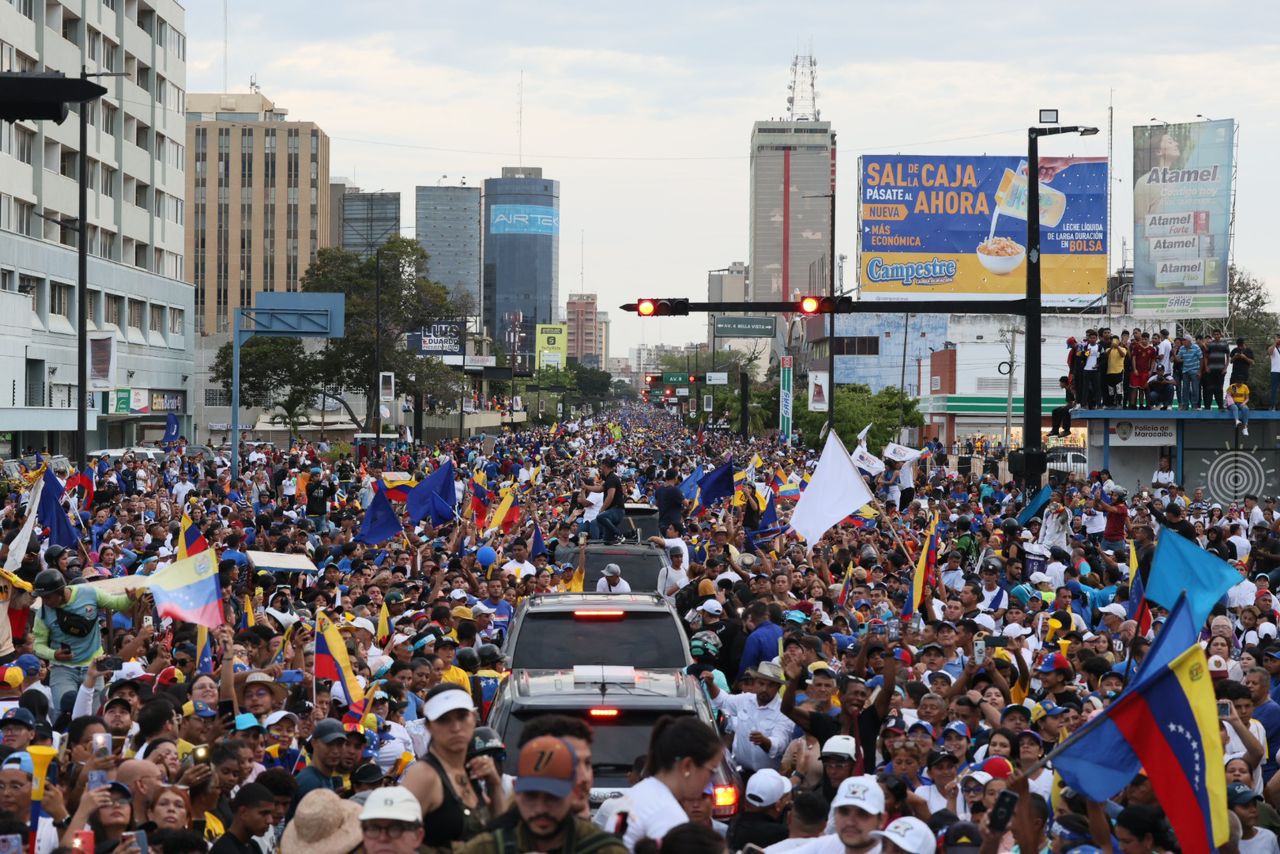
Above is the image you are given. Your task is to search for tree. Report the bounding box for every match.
[268,388,313,445]
[792,384,922,451]
[302,236,467,430]
[1227,265,1277,407]
[569,363,612,401]
[211,337,317,411]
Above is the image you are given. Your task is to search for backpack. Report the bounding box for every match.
[673,578,702,617]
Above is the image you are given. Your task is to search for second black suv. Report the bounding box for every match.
[503,592,691,671]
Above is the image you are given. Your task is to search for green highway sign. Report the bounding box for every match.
[713,316,776,338]
[662,371,693,384]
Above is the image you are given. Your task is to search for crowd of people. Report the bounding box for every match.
[1059,327,1278,432]
[0,403,1266,854]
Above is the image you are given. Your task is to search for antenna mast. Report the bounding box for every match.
[223,0,229,92]
[786,53,819,120]
[517,70,524,167]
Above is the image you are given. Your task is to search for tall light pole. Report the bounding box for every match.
[1025,111,1098,485]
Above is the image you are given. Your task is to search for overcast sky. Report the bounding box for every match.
[185,1,1280,359]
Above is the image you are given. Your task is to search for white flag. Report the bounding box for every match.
[883,442,923,464]
[4,475,44,573]
[857,423,873,445]
[789,430,875,545]
[851,444,886,476]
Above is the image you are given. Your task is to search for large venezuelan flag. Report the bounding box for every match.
[1053,595,1226,854]
[147,551,224,628]
[176,508,208,560]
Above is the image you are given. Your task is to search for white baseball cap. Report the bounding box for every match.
[342,617,376,636]
[872,817,935,854]
[830,775,885,814]
[744,768,792,808]
[1099,604,1127,619]
[359,786,422,824]
[973,614,997,633]
[1029,572,1052,585]
[1003,624,1029,639]
[449,589,469,601]
[698,600,724,615]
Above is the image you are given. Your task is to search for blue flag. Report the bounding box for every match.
[407,460,456,523]
[695,462,735,511]
[38,468,79,549]
[355,480,404,545]
[529,524,548,561]
[426,492,457,526]
[1017,485,1052,526]
[1129,588,1199,688]
[1145,529,1238,627]
[758,491,778,529]
[679,466,703,501]
[161,413,180,448]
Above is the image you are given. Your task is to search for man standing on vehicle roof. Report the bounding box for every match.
[595,564,631,594]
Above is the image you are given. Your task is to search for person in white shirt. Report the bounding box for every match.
[171,472,195,507]
[655,549,689,604]
[701,663,793,773]
[1229,524,1253,560]
[619,717,725,851]
[501,539,537,579]
[771,775,886,854]
[596,564,631,593]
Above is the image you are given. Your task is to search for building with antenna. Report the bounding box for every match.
[748,54,835,357]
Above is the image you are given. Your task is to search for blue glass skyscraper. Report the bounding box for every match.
[483,167,559,368]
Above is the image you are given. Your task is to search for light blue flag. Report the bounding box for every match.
[1145,529,1238,627]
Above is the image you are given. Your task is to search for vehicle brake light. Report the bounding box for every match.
[588,708,620,719]
[573,610,625,620]
[712,784,738,816]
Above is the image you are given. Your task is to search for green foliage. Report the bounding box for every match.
[211,337,316,411]
[569,362,612,400]
[792,383,922,450]
[1227,265,1277,407]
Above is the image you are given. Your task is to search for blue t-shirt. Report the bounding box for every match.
[482,597,514,631]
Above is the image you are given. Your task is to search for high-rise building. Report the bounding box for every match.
[0,0,195,453]
[748,120,835,307]
[328,176,352,248]
[185,91,330,441]
[483,166,558,367]
[565,293,599,367]
[185,92,330,334]
[342,189,399,257]
[596,311,611,367]
[415,185,481,313]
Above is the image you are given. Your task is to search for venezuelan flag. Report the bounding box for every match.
[375,602,391,646]
[901,513,937,618]
[316,612,364,707]
[379,473,418,503]
[195,625,215,674]
[489,489,521,533]
[1054,600,1226,854]
[176,508,208,560]
[239,593,256,629]
[147,551,224,628]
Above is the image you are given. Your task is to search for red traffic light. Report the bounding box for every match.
[795,295,853,314]
[688,375,696,383]
[637,299,656,317]
[644,374,657,385]
[799,296,820,314]
[626,298,690,317]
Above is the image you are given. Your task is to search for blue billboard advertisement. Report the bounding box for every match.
[1132,119,1234,318]
[858,155,1108,306]
[489,204,559,236]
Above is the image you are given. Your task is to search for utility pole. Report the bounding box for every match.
[1005,329,1018,449]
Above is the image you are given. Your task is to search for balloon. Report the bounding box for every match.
[477,546,497,567]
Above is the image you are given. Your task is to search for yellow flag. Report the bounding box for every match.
[376,602,391,646]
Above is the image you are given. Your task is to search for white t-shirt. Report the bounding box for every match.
[622,776,688,851]
[596,577,632,594]
[1239,827,1280,854]
[1271,345,1280,373]
[582,492,603,523]
[655,565,689,603]
[502,559,537,579]
[1157,339,1174,373]
[769,836,880,854]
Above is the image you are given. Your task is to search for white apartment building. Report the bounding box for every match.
[0,0,194,454]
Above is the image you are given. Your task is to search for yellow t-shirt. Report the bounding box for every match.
[1229,384,1249,405]
[1106,345,1127,374]
[439,665,471,690]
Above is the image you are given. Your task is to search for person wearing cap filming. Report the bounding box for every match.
[457,735,626,854]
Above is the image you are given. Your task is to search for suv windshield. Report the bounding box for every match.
[509,612,687,669]
[582,548,665,592]
[501,709,690,781]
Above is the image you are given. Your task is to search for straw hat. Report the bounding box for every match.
[280,788,363,854]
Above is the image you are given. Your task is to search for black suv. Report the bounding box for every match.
[487,666,741,819]
[503,592,691,671]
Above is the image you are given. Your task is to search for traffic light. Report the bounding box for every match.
[796,295,853,314]
[627,298,690,317]
[687,374,701,383]
[644,374,658,386]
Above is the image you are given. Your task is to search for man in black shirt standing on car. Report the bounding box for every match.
[655,469,688,535]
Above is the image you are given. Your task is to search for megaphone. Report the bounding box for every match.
[28,745,57,800]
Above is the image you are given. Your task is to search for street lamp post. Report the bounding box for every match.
[1025,114,1098,485]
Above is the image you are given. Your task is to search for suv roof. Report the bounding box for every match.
[516,592,669,611]
[502,666,700,711]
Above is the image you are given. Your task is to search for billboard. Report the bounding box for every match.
[490,205,559,236]
[1132,120,1234,318]
[536,323,568,370]
[859,155,1108,306]
[406,321,465,357]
